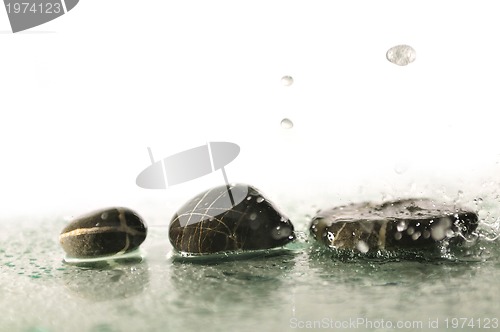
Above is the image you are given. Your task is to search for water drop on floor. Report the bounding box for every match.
[386,45,416,66]
[281,118,293,129]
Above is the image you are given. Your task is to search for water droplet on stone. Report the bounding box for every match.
[281,75,293,86]
[356,240,369,253]
[256,197,264,203]
[327,231,335,242]
[281,118,294,129]
[431,225,446,240]
[446,229,455,238]
[386,44,416,66]
[271,225,292,240]
[397,220,407,232]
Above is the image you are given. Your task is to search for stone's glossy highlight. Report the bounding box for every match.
[310,199,478,252]
[60,207,147,258]
[169,184,295,254]
[386,44,416,66]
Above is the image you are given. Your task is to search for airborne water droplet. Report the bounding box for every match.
[281,118,294,129]
[256,197,264,203]
[386,44,416,66]
[281,75,293,86]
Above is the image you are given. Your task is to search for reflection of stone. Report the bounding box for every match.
[62,257,149,301]
[310,198,478,252]
[169,184,295,254]
[170,251,295,305]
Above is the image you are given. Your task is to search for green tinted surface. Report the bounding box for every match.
[1,206,499,332]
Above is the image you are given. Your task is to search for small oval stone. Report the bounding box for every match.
[169,184,295,254]
[386,44,416,66]
[60,207,147,258]
[309,198,478,252]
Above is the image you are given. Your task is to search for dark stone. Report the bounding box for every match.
[169,184,295,254]
[60,207,147,258]
[310,198,478,252]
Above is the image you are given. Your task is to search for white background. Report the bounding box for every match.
[1,0,499,221]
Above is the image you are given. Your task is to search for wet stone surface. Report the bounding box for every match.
[60,207,148,259]
[169,184,295,254]
[310,198,478,252]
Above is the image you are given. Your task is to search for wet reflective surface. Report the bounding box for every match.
[1,202,499,332]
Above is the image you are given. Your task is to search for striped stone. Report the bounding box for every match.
[60,207,147,258]
[169,184,295,254]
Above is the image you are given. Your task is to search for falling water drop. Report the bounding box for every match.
[386,45,416,66]
[281,118,294,129]
[281,75,294,86]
